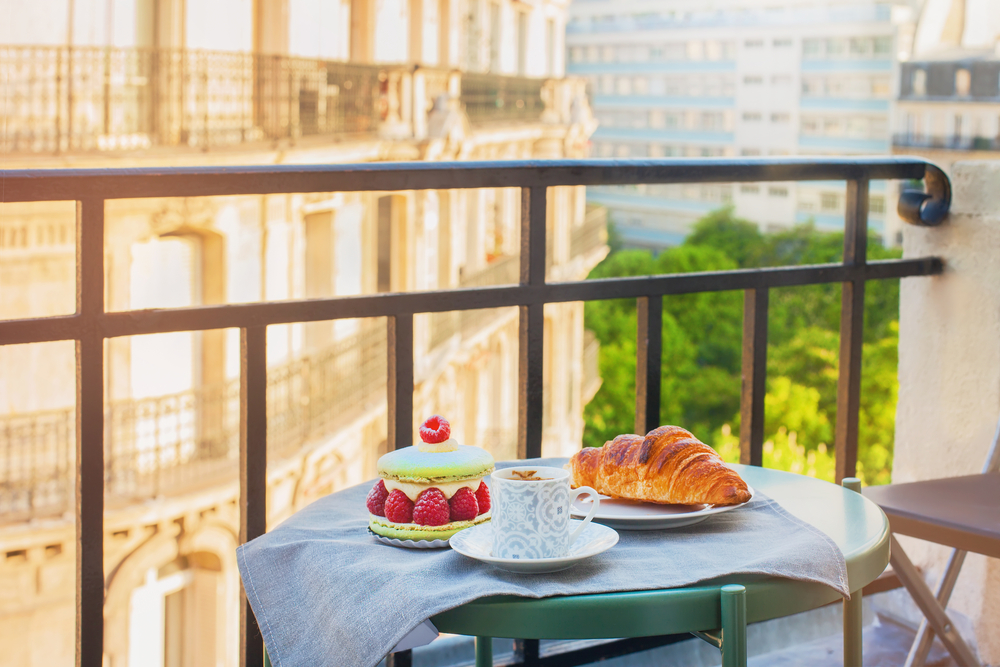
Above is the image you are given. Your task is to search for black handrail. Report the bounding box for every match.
[0,156,950,667]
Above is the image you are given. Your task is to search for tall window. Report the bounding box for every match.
[516,11,528,75]
[956,69,971,96]
[905,113,919,142]
[803,38,822,58]
[305,211,335,348]
[546,18,556,76]
[489,2,501,72]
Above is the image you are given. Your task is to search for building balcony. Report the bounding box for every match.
[0,45,581,156]
[6,157,1000,667]
[893,132,1000,153]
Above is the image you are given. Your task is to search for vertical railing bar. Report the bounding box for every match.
[835,179,869,483]
[240,325,268,667]
[514,637,540,665]
[76,198,104,667]
[739,288,768,466]
[386,313,414,667]
[385,649,413,667]
[387,314,414,451]
[512,162,544,667]
[635,295,662,436]
[518,186,546,460]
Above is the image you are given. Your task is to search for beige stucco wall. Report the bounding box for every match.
[895,160,1000,664]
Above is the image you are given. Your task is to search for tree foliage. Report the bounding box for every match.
[584,207,902,485]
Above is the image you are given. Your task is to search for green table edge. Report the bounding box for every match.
[431,466,890,640]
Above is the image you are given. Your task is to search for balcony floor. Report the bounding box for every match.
[747,613,956,667]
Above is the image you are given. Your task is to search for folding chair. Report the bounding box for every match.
[864,419,1000,667]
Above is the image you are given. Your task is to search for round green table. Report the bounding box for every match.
[430,464,890,667]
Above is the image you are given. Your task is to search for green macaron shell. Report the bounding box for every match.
[377,444,495,483]
[369,513,491,541]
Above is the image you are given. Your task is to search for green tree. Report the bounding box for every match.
[583,206,902,485]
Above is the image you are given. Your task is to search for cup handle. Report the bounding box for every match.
[568,486,600,548]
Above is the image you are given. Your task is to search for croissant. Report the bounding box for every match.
[569,426,751,506]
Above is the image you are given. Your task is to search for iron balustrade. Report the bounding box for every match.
[0,211,608,521]
[0,46,388,152]
[0,157,950,667]
[460,73,546,122]
[893,133,1000,152]
[0,46,553,154]
[0,319,387,519]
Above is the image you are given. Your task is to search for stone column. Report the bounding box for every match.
[894,160,1000,663]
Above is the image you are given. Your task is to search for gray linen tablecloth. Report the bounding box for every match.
[237,458,849,667]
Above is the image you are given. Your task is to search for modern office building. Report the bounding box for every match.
[566,0,922,248]
[0,1,601,664]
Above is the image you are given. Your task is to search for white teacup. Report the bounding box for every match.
[490,466,601,559]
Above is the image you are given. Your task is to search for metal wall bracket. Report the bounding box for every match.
[898,163,951,226]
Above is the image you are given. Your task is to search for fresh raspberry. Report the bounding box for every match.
[474,481,491,515]
[412,488,450,526]
[384,489,414,524]
[419,415,451,444]
[366,480,389,517]
[448,487,479,521]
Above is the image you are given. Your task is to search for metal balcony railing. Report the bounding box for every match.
[0,157,950,667]
[0,46,385,152]
[1,207,604,520]
[460,73,546,122]
[893,133,1000,152]
[0,46,552,154]
[0,320,386,519]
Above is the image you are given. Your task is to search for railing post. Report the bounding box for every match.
[514,637,540,665]
[386,315,413,667]
[835,179,868,482]
[635,295,662,436]
[240,326,268,667]
[740,288,768,466]
[76,198,105,667]
[388,314,414,451]
[518,186,546,460]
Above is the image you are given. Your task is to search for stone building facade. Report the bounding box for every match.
[0,1,601,665]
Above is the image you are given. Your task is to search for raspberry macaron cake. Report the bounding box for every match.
[367,415,495,545]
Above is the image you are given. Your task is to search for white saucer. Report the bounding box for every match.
[570,486,755,530]
[449,520,619,573]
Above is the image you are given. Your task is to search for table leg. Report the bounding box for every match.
[842,477,863,667]
[721,584,747,667]
[476,636,493,667]
[843,585,863,666]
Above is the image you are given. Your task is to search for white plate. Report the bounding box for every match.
[449,520,619,574]
[368,528,450,549]
[570,486,755,530]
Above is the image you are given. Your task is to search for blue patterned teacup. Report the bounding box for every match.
[491,466,600,559]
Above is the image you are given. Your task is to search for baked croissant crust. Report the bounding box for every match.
[569,426,751,506]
